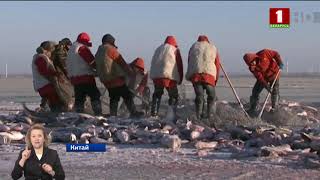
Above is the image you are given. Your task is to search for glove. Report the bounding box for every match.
[279,63,284,70]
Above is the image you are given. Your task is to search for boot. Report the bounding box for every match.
[151,96,161,117]
[123,98,144,118]
[271,93,279,113]
[142,88,151,115]
[109,100,118,116]
[248,96,259,117]
[49,104,62,113]
[91,100,102,116]
[200,99,217,128]
[130,111,144,118]
[40,97,48,110]
[169,97,178,123]
[195,101,203,120]
[203,100,215,119]
[74,103,84,113]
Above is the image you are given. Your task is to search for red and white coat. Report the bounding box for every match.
[186,41,220,86]
[32,54,55,91]
[150,44,183,87]
[66,42,96,85]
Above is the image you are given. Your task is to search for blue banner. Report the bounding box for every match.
[66,144,107,152]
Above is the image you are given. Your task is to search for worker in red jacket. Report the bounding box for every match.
[66,32,102,115]
[186,35,220,120]
[150,36,183,117]
[243,49,284,116]
[118,57,150,115]
[32,41,62,112]
[128,58,148,95]
[95,34,144,118]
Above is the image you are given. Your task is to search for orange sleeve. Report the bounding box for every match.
[108,48,132,74]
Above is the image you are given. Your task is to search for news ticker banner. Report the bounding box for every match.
[66,144,107,152]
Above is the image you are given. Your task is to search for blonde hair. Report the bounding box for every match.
[25,124,51,149]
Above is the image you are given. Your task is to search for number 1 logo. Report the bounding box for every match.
[270,8,290,28]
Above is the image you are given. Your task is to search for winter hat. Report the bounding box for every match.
[59,38,72,46]
[36,47,44,54]
[131,57,145,73]
[243,53,259,66]
[102,34,115,44]
[40,41,56,52]
[197,35,210,43]
[77,32,92,47]
[164,36,177,47]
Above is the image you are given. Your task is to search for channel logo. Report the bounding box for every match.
[270,8,290,28]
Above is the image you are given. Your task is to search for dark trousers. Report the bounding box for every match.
[108,85,136,116]
[193,83,216,105]
[39,88,63,113]
[151,85,179,116]
[250,80,280,110]
[193,82,216,119]
[74,83,101,115]
[153,85,179,106]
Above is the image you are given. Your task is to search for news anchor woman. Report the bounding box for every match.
[11,124,65,180]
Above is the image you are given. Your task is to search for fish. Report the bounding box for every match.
[23,103,105,126]
[0,131,24,141]
[89,137,109,144]
[194,141,218,150]
[79,133,93,144]
[115,130,130,143]
[297,111,308,117]
[160,135,181,151]
[49,131,77,143]
[0,124,10,132]
[22,103,58,124]
[10,123,24,132]
[226,125,252,141]
[0,135,11,145]
[49,127,84,143]
[260,144,292,157]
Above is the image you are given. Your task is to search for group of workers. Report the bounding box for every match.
[32,32,284,121]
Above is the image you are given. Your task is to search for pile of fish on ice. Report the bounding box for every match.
[0,99,320,168]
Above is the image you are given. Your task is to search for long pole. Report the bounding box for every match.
[258,70,281,118]
[220,63,251,119]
